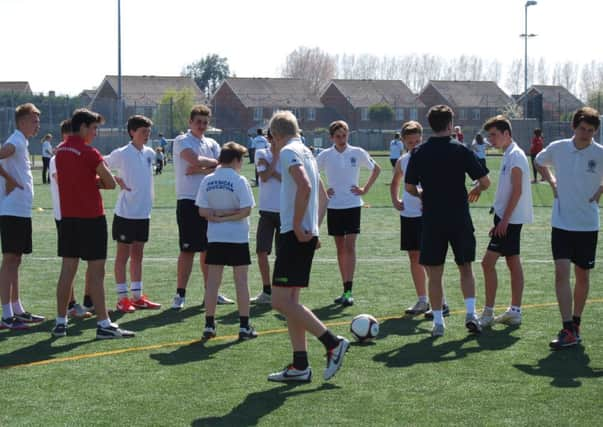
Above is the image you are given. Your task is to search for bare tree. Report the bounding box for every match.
[281,46,337,94]
[559,61,579,94]
[484,60,502,83]
[505,59,523,94]
[580,61,603,101]
[536,57,548,85]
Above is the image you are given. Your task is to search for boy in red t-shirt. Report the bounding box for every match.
[52,108,134,339]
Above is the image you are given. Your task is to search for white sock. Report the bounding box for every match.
[2,303,14,319]
[418,295,428,303]
[130,281,143,300]
[98,318,112,328]
[511,305,521,313]
[56,316,67,325]
[433,310,444,325]
[11,299,25,315]
[116,283,128,300]
[465,297,476,315]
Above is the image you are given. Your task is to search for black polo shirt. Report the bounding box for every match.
[405,136,488,229]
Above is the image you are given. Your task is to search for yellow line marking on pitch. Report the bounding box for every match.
[2,299,602,370]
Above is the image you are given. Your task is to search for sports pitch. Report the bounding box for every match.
[1,155,601,426]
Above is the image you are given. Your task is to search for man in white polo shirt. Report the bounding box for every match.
[172,105,233,310]
[536,107,603,349]
[251,130,280,304]
[251,129,269,185]
[478,115,533,328]
[105,115,161,314]
[389,132,403,169]
[317,120,381,306]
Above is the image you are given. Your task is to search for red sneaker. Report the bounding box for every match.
[131,295,161,310]
[116,297,136,313]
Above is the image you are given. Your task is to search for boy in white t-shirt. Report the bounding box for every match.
[251,130,280,304]
[196,142,257,340]
[0,103,45,330]
[536,107,603,349]
[316,120,381,306]
[105,115,161,314]
[479,116,533,328]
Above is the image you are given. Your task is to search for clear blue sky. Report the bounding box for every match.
[1,0,600,96]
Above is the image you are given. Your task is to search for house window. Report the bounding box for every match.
[395,108,404,121]
[253,107,263,121]
[409,108,418,121]
[307,108,316,121]
[459,109,467,120]
[472,109,480,120]
[360,108,369,121]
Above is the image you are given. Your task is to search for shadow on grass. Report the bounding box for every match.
[115,305,203,332]
[190,383,340,427]
[373,326,520,367]
[0,334,95,368]
[311,303,349,321]
[378,316,425,338]
[514,345,603,388]
[149,338,241,366]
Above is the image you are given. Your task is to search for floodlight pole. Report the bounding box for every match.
[117,0,123,130]
[523,1,537,119]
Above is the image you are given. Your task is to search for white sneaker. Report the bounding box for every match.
[324,336,350,380]
[465,313,482,334]
[217,294,235,305]
[268,365,312,382]
[68,304,92,319]
[404,300,430,315]
[431,323,445,337]
[171,295,185,310]
[478,310,495,328]
[250,292,271,304]
[203,325,216,340]
[494,309,522,326]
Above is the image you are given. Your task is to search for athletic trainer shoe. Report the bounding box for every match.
[405,300,430,316]
[14,312,45,323]
[96,323,135,339]
[424,304,450,320]
[478,310,495,328]
[574,322,582,343]
[116,297,136,314]
[82,304,95,314]
[238,325,258,340]
[465,313,482,334]
[68,304,93,319]
[51,323,67,338]
[250,292,271,304]
[131,295,161,310]
[324,336,350,380]
[268,365,312,382]
[171,295,185,310]
[217,294,235,305]
[549,328,578,350]
[203,325,216,340]
[333,293,345,304]
[494,309,522,326]
[431,323,445,338]
[0,316,29,330]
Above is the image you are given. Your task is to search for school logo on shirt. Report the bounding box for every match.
[350,157,357,167]
[587,159,596,173]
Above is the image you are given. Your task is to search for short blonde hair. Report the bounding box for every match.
[401,121,423,137]
[269,110,300,139]
[15,103,40,123]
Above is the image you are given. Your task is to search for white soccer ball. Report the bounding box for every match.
[350,314,379,342]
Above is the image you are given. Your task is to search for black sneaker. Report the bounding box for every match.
[15,312,45,323]
[239,325,258,340]
[424,304,450,320]
[96,324,135,339]
[0,316,29,330]
[549,328,578,350]
[51,323,67,338]
[333,294,345,304]
[573,322,582,343]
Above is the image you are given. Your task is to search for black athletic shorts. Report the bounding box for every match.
[419,223,476,266]
[390,158,397,168]
[487,215,523,257]
[58,216,107,261]
[400,216,422,251]
[256,211,280,254]
[206,242,251,266]
[327,207,361,236]
[273,231,318,287]
[112,215,150,244]
[0,216,32,254]
[177,199,208,252]
[552,227,598,270]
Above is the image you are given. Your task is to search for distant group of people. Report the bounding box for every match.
[0,101,601,384]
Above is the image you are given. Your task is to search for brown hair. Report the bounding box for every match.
[427,105,454,132]
[127,114,153,137]
[190,104,212,121]
[533,128,542,137]
[219,141,247,164]
[401,121,423,137]
[60,119,72,137]
[483,115,513,136]
[328,120,349,136]
[71,108,104,132]
[572,107,600,130]
[15,103,40,123]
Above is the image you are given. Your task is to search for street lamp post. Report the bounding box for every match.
[522,0,537,119]
[117,0,123,131]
